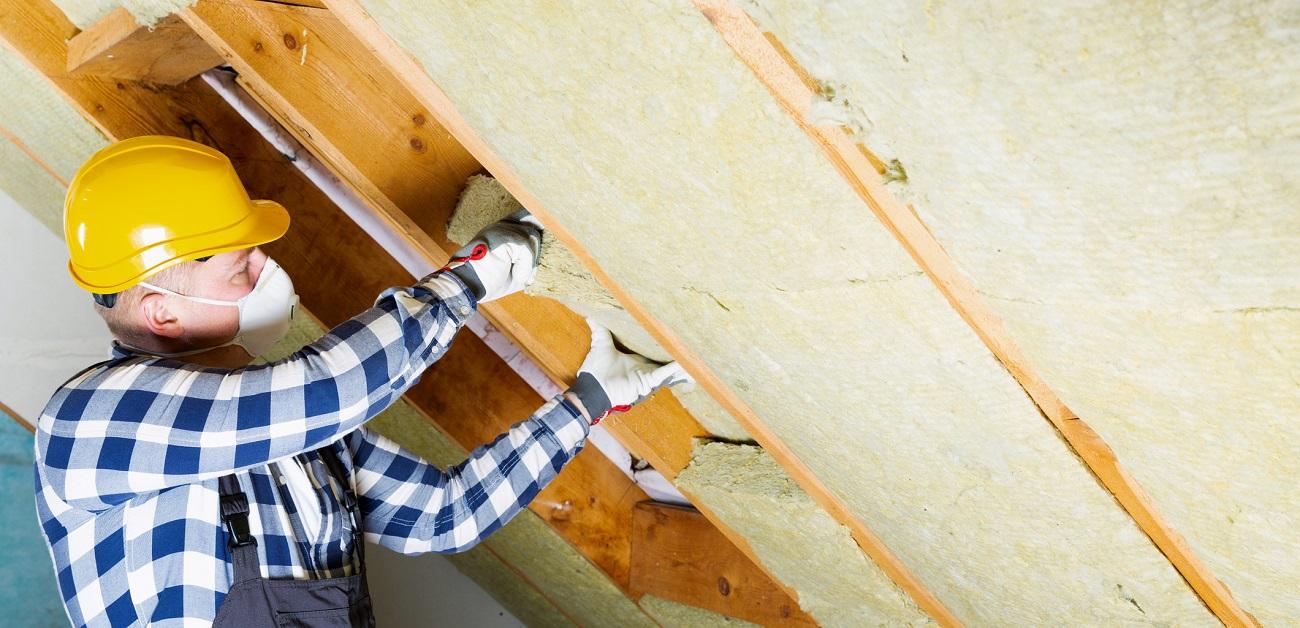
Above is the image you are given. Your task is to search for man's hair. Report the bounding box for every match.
[93,263,196,351]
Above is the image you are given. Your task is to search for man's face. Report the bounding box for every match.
[144,247,269,345]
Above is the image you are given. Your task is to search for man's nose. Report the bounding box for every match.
[248,247,269,284]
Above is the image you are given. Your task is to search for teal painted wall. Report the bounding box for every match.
[0,412,66,626]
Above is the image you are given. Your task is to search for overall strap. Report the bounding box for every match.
[218,473,262,585]
[316,444,366,564]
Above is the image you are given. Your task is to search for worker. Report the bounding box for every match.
[34,136,689,627]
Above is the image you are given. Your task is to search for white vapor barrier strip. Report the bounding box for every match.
[201,68,434,278]
[207,68,685,503]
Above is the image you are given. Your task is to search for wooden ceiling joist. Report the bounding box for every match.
[691,1,1257,626]
[631,502,816,626]
[65,6,224,85]
[175,0,815,622]
[3,0,813,622]
[0,2,633,622]
[322,0,957,624]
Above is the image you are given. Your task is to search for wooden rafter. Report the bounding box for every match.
[691,1,1257,626]
[631,502,816,626]
[2,0,815,622]
[322,0,956,625]
[0,1,613,621]
[177,0,813,621]
[66,7,224,85]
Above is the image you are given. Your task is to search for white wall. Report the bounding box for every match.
[0,189,522,626]
[0,188,110,426]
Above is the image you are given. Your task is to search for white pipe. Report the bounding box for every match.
[201,69,434,278]
[204,68,687,504]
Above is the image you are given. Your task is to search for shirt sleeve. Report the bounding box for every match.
[346,396,589,554]
[36,271,477,512]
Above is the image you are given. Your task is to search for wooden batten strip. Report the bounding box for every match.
[0,400,35,433]
[66,7,224,85]
[322,1,954,625]
[0,120,70,186]
[691,2,1256,626]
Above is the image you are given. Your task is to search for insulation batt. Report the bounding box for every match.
[677,441,931,626]
[449,174,752,441]
[0,44,108,233]
[745,0,1300,622]
[50,0,195,28]
[358,0,1217,623]
[638,594,760,627]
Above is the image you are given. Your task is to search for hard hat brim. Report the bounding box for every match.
[71,198,291,294]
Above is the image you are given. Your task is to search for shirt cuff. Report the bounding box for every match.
[419,269,479,320]
[540,395,590,455]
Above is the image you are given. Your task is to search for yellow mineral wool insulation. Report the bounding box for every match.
[676,440,930,626]
[50,0,196,28]
[450,174,752,441]
[0,44,108,184]
[0,136,68,235]
[358,1,1216,623]
[638,594,760,628]
[741,0,1300,622]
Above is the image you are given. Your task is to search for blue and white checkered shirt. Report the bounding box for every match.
[33,272,590,627]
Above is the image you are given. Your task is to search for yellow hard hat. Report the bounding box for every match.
[64,135,290,294]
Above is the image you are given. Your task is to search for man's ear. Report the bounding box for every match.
[139,292,184,338]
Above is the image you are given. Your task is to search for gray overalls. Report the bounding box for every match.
[213,445,375,627]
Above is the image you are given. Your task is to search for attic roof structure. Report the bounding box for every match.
[0,0,1295,625]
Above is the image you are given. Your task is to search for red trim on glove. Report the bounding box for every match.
[448,243,489,265]
[591,404,634,426]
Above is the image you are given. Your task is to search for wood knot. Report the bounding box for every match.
[409,137,426,152]
[717,576,731,597]
[253,41,263,53]
[282,33,297,50]
[411,113,426,127]
[550,499,573,522]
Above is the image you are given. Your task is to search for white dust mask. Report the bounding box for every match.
[139,257,299,358]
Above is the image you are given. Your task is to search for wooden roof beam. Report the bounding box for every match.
[177,1,815,622]
[0,1,635,621]
[66,7,224,85]
[322,0,955,624]
[631,502,816,626]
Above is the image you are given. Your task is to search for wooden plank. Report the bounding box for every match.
[631,502,815,626]
[178,0,606,387]
[0,1,594,621]
[178,0,473,274]
[322,1,954,625]
[0,400,34,433]
[66,7,224,85]
[691,2,1258,627]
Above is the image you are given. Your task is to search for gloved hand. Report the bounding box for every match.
[447,210,543,303]
[566,320,693,424]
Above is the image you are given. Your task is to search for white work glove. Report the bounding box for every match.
[566,320,694,424]
[447,210,543,303]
